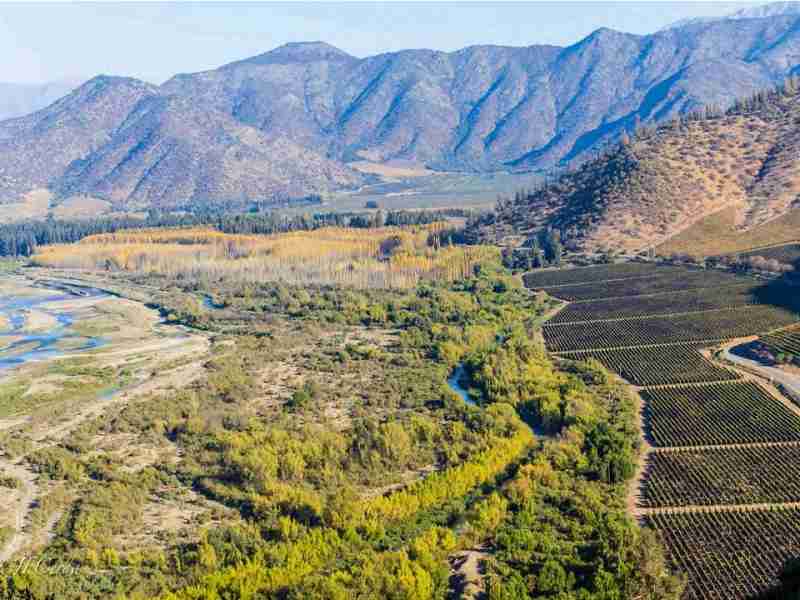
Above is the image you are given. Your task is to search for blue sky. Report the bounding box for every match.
[1,1,760,84]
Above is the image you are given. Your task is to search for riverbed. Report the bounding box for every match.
[0,278,109,371]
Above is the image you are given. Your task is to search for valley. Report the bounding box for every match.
[5,3,800,598]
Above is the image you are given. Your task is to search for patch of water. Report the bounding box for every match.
[0,285,109,371]
[447,365,477,406]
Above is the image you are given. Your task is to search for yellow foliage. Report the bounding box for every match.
[32,226,498,289]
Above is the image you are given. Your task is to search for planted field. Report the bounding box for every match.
[549,283,762,323]
[522,263,678,288]
[542,305,798,352]
[539,270,751,302]
[559,345,739,386]
[761,325,800,356]
[642,381,800,447]
[642,444,800,507]
[646,508,800,600]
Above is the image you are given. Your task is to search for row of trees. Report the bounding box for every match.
[0,208,472,257]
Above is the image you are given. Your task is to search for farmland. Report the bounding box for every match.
[558,344,738,386]
[761,325,800,356]
[549,282,770,323]
[529,261,800,599]
[642,381,800,447]
[543,305,798,352]
[534,269,749,302]
[642,444,800,507]
[645,509,800,600]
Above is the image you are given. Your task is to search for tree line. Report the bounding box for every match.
[0,207,474,257]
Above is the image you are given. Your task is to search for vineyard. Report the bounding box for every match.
[558,345,739,386]
[549,283,763,323]
[521,262,683,287]
[642,381,800,447]
[645,509,800,600]
[531,261,800,599]
[642,444,800,507]
[543,305,799,352]
[31,226,497,289]
[534,270,752,302]
[761,325,800,356]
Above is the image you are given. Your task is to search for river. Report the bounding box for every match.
[447,365,477,406]
[0,282,109,371]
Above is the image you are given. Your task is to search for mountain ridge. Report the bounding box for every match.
[4,13,800,211]
[471,79,800,257]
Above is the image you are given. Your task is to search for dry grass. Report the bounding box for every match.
[51,196,111,220]
[0,189,51,223]
[658,207,800,257]
[491,89,800,254]
[350,161,436,178]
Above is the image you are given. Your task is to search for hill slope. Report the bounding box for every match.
[474,82,800,255]
[5,14,800,210]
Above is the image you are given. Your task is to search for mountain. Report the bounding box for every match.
[5,15,800,211]
[0,80,82,121]
[663,2,800,30]
[471,81,800,256]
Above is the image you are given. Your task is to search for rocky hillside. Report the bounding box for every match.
[5,12,800,210]
[474,81,800,255]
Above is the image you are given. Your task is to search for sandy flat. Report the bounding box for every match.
[19,310,59,334]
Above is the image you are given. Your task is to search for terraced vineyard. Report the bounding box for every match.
[558,345,739,386]
[643,444,800,507]
[646,509,800,600]
[531,262,800,599]
[543,305,798,352]
[643,381,800,447]
[534,270,751,302]
[549,283,764,323]
[522,263,682,287]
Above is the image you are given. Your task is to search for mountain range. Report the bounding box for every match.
[474,80,800,257]
[4,5,800,211]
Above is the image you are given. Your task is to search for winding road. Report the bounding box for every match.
[722,343,800,402]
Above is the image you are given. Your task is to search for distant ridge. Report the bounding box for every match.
[4,12,800,211]
[661,1,800,30]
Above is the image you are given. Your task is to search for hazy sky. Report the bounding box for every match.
[1,1,761,84]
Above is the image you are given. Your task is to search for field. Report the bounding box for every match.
[645,509,800,600]
[530,260,800,599]
[558,344,739,386]
[761,325,800,356]
[543,305,798,352]
[534,269,751,302]
[643,444,800,507]
[642,381,800,447]
[549,282,766,323]
[521,263,682,287]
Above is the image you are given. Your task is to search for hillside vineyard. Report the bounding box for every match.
[527,262,800,600]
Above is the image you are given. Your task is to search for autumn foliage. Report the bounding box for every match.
[32,225,496,289]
